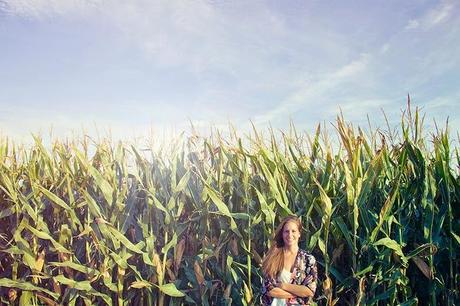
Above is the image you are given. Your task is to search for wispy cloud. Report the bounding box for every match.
[1,0,101,19]
[422,92,460,137]
[5,1,284,72]
[380,43,390,54]
[424,91,460,109]
[405,19,420,30]
[427,0,454,26]
[252,53,371,125]
[405,0,455,30]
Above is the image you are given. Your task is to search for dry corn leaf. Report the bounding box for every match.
[194,261,205,285]
[412,256,433,279]
[174,238,186,275]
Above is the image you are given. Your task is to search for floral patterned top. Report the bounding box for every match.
[261,249,318,305]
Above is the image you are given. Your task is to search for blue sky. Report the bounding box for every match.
[0,0,459,141]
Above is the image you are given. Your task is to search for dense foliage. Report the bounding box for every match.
[0,109,458,305]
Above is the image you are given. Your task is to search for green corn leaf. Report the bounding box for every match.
[38,186,72,210]
[315,179,332,219]
[0,172,18,201]
[159,283,185,297]
[49,261,100,275]
[88,166,114,205]
[174,170,190,193]
[19,290,34,306]
[255,188,275,226]
[130,280,152,289]
[38,186,82,229]
[333,217,355,253]
[451,231,460,245]
[374,237,407,264]
[205,184,241,237]
[82,190,102,218]
[0,278,59,299]
[370,177,400,243]
[106,225,144,254]
[54,275,93,291]
[24,223,72,254]
[161,233,177,255]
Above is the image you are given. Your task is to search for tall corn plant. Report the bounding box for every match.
[0,106,458,305]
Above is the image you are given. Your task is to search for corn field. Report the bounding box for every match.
[0,107,459,305]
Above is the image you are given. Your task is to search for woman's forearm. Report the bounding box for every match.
[279,283,314,298]
[268,287,295,299]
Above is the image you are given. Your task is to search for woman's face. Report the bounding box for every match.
[282,220,300,247]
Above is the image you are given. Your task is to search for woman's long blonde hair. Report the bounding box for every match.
[261,216,302,279]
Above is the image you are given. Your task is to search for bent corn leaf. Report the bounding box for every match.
[374,237,407,264]
[205,184,241,237]
[159,283,185,297]
[0,278,59,300]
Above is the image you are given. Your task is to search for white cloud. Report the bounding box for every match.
[405,19,419,30]
[333,54,370,79]
[424,93,460,109]
[252,53,371,125]
[405,0,455,31]
[423,94,460,138]
[1,0,102,19]
[380,43,390,54]
[426,0,454,26]
[331,98,394,118]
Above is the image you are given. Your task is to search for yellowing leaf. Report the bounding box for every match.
[129,280,152,289]
[159,283,185,297]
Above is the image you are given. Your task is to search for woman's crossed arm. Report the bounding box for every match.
[268,287,295,299]
[278,283,314,298]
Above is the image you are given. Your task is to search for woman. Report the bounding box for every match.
[261,216,318,305]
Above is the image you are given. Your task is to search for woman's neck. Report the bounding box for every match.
[283,245,299,255]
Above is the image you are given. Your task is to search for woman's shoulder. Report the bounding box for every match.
[298,249,316,266]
